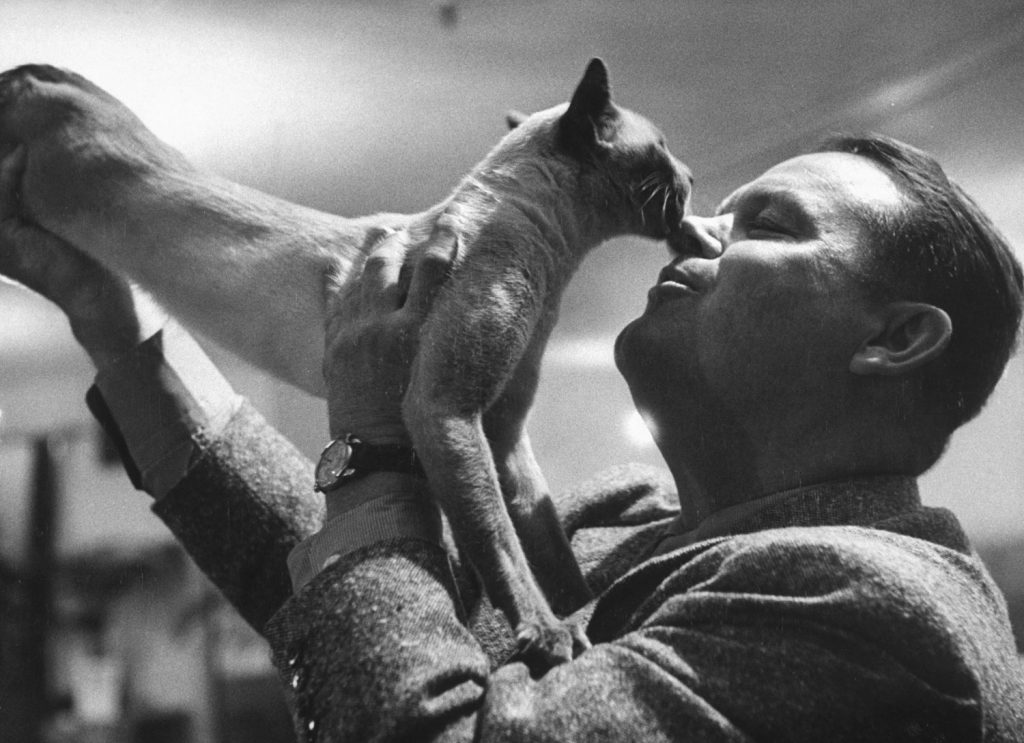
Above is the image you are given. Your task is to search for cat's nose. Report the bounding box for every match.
[674,159,695,197]
[670,161,694,224]
[671,161,696,223]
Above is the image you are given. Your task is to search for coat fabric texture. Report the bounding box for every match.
[90,394,1024,741]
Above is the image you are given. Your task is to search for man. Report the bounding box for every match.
[2,135,1023,740]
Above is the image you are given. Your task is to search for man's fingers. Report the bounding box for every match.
[0,222,103,304]
[0,146,112,304]
[322,257,350,330]
[0,145,51,291]
[405,227,458,317]
[325,223,454,341]
[361,229,408,311]
[0,145,26,220]
[0,221,63,296]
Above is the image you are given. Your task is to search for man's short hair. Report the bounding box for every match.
[818,133,1023,436]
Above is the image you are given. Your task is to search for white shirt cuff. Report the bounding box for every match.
[287,476,442,592]
[93,321,243,499]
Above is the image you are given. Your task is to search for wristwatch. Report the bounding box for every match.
[313,434,423,493]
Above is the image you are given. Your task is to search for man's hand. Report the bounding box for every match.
[0,146,166,369]
[323,225,457,445]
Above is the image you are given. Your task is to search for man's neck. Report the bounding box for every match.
[659,422,904,533]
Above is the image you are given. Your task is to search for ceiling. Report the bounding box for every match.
[1,0,1023,541]
[3,0,1023,349]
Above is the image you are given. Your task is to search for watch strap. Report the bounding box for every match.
[348,440,422,476]
[315,434,423,493]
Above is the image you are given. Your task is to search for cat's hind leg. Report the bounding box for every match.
[404,394,576,670]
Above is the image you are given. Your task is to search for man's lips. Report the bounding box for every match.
[646,266,702,306]
[658,265,687,285]
[658,263,707,290]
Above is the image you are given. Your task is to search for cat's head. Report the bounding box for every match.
[504,58,691,243]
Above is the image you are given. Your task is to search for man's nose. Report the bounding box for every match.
[669,214,731,258]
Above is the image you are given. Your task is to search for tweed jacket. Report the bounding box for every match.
[91,396,1024,741]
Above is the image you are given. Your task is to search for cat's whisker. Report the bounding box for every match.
[639,181,673,230]
[633,174,662,202]
[640,185,662,212]
[630,179,655,207]
[637,173,661,192]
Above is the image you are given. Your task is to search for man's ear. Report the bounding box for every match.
[849,302,952,376]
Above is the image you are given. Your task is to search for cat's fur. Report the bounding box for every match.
[0,59,690,665]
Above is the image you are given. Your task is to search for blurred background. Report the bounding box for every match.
[1,1,1022,741]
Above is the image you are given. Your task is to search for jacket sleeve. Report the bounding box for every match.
[263,529,986,743]
[150,400,323,633]
[85,323,325,635]
[89,390,321,635]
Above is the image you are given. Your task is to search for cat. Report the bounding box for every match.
[0,58,690,666]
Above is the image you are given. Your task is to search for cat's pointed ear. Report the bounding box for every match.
[506,110,528,130]
[559,58,617,153]
[569,58,612,120]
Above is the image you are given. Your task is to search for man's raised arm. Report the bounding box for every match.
[0,145,322,632]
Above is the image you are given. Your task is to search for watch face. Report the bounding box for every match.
[314,438,354,491]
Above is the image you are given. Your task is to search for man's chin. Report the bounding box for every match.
[613,315,650,378]
[612,320,635,372]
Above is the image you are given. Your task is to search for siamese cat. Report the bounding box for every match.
[0,58,690,666]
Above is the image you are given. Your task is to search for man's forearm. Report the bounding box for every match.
[268,540,490,742]
[91,321,242,499]
[265,526,986,743]
[151,400,323,632]
[287,472,441,591]
[87,321,324,632]
[264,538,715,743]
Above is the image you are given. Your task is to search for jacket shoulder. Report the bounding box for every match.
[649,525,1020,703]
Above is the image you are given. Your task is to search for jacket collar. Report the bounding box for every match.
[587,475,952,644]
[650,474,922,557]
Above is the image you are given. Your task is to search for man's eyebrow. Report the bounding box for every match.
[717,185,812,219]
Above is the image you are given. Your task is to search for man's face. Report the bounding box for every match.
[615,152,905,439]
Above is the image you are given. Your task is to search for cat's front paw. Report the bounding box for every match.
[512,614,589,674]
[0,65,188,235]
